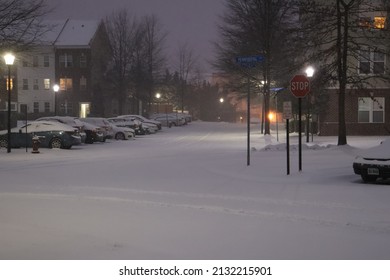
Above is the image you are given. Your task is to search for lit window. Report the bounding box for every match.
[44,79,50,90]
[374,17,386,29]
[358,97,384,123]
[60,78,73,91]
[6,77,13,90]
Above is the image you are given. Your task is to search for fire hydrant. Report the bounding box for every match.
[31,135,41,154]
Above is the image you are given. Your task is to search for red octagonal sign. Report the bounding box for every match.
[290,75,310,98]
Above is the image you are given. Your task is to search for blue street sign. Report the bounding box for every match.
[235,55,264,68]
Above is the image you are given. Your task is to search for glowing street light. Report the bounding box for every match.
[53,84,59,115]
[305,66,315,143]
[155,93,161,113]
[4,53,15,153]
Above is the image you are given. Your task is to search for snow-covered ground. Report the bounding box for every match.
[1,121,389,260]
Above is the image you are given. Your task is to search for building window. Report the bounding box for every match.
[359,16,386,29]
[358,97,385,123]
[23,79,29,90]
[44,55,50,67]
[80,76,87,90]
[59,53,73,68]
[33,56,38,67]
[5,77,13,90]
[44,102,50,113]
[374,16,386,29]
[33,79,39,90]
[60,78,73,91]
[359,50,385,75]
[80,53,87,68]
[33,102,39,113]
[44,79,50,90]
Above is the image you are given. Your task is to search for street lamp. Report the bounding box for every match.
[4,53,15,153]
[305,66,315,142]
[218,97,224,121]
[155,93,161,113]
[53,84,59,115]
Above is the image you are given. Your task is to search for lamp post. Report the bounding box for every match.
[155,92,161,113]
[305,66,315,143]
[4,53,15,153]
[53,84,59,115]
[218,97,224,121]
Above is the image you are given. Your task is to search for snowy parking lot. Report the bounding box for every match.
[1,121,390,260]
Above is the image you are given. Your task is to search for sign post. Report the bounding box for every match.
[290,75,310,172]
[235,55,264,166]
[283,101,292,175]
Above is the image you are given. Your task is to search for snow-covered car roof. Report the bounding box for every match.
[0,120,77,134]
[356,139,390,160]
[36,116,84,128]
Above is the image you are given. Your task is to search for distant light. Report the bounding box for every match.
[219,98,224,103]
[305,66,315,78]
[4,53,15,65]
[268,112,275,121]
[156,93,161,99]
[53,84,60,92]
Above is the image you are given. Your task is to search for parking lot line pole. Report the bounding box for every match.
[247,77,250,166]
[298,98,302,171]
[286,119,290,175]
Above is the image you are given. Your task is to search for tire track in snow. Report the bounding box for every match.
[2,192,389,235]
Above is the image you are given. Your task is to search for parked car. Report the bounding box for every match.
[81,117,134,140]
[36,116,86,143]
[80,121,105,143]
[353,139,390,183]
[111,124,135,140]
[0,121,81,149]
[119,114,162,130]
[36,116,104,144]
[107,117,145,135]
[151,114,186,127]
[80,117,113,140]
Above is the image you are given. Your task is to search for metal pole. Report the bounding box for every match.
[276,95,279,142]
[298,98,302,171]
[286,119,290,175]
[7,65,11,153]
[306,95,310,143]
[25,105,28,153]
[247,77,250,166]
[54,92,57,115]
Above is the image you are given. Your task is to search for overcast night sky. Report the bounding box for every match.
[46,0,225,74]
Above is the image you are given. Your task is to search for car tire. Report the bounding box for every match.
[361,174,378,183]
[50,138,62,149]
[0,139,8,149]
[115,132,125,140]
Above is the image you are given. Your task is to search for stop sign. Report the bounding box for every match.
[290,75,310,98]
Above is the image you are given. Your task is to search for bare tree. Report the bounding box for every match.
[214,0,303,134]
[177,42,197,112]
[300,0,390,145]
[105,10,142,115]
[0,0,50,50]
[142,14,167,112]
